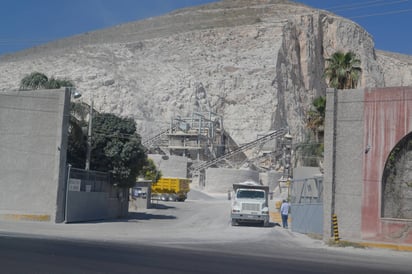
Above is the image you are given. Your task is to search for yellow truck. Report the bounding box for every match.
[151,177,190,202]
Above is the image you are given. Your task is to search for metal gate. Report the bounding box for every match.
[65,167,126,222]
[290,176,323,235]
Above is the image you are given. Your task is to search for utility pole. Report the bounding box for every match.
[85,100,93,170]
[283,131,292,179]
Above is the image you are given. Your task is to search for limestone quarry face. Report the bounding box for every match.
[0,0,411,144]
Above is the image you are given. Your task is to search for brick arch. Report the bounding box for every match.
[382,132,412,219]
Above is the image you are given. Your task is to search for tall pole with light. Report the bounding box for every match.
[69,87,92,171]
[283,130,293,199]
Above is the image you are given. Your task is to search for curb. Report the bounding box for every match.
[0,214,51,222]
[359,241,412,252]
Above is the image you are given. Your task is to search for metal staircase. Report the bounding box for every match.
[190,127,288,174]
[142,128,171,150]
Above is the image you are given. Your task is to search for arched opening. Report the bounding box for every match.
[382,132,412,219]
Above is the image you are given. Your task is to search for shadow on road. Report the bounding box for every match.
[149,203,176,210]
[127,212,177,220]
[71,212,177,224]
[234,222,281,228]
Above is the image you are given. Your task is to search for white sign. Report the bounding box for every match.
[68,179,81,192]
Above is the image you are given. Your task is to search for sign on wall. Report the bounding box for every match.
[68,179,81,192]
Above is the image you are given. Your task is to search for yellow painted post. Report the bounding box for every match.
[332,214,340,243]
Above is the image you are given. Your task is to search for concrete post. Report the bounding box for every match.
[323,88,336,241]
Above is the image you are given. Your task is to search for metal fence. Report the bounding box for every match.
[68,167,110,193]
[290,176,323,235]
[65,167,127,222]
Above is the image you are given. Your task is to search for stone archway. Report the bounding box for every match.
[382,132,412,219]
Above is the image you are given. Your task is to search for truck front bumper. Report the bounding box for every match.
[231,213,269,223]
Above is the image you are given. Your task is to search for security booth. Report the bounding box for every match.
[130,178,153,210]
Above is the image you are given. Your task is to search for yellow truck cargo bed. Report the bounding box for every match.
[151,177,190,201]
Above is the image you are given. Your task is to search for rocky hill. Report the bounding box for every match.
[1,0,411,144]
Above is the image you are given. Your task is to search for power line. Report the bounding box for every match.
[0,104,61,114]
[322,0,387,10]
[304,0,412,20]
[349,8,412,18]
[92,130,141,140]
[327,0,408,12]
[0,144,57,157]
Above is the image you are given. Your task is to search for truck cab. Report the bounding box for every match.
[230,181,269,227]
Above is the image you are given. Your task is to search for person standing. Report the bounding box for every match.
[280,199,290,228]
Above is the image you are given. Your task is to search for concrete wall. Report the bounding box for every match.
[66,192,108,222]
[205,168,259,193]
[324,87,412,246]
[0,89,70,222]
[362,87,412,244]
[324,88,365,240]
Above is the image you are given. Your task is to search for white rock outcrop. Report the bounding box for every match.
[0,0,411,144]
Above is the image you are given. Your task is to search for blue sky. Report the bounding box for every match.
[0,0,411,56]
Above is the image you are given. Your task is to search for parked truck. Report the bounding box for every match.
[151,177,190,202]
[230,181,270,227]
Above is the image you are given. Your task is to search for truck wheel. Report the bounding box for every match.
[231,219,237,226]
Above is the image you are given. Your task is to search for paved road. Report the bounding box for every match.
[0,235,409,274]
[0,191,411,273]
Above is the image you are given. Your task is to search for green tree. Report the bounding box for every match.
[296,96,327,167]
[139,158,162,182]
[324,51,362,89]
[19,72,148,187]
[91,113,147,188]
[19,72,73,90]
[295,136,324,167]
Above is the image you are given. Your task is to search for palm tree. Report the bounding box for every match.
[296,96,327,167]
[324,51,362,89]
[19,72,73,90]
[19,72,49,90]
[306,96,326,142]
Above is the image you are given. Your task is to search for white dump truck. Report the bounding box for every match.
[230,181,270,227]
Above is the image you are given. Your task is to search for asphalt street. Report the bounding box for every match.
[0,190,411,273]
[0,235,409,274]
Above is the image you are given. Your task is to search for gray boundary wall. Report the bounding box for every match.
[66,192,108,222]
[323,88,364,241]
[0,89,69,222]
[205,168,259,193]
[66,168,128,222]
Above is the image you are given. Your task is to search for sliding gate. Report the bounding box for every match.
[290,176,323,235]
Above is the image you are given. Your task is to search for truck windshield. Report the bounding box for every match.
[237,190,265,199]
